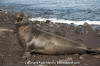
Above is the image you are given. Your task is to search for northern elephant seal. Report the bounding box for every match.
[15,14,100,58]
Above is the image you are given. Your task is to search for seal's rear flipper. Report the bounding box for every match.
[86,49,100,55]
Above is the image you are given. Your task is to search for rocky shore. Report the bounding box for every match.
[0,10,100,66]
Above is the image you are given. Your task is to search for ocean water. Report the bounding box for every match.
[0,0,100,25]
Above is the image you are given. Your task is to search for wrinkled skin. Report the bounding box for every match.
[15,22,88,59]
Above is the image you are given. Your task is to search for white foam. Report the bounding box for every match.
[29,17,100,25]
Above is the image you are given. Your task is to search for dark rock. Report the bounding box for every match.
[45,20,51,23]
[84,22,93,31]
[96,33,100,37]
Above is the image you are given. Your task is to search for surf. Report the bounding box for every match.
[29,17,100,25]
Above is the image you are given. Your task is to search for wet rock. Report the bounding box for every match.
[96,48,100,51]
[75,25,87,35]
[93,55,100,59]
[75,38,83,42]
[0,11,15,24]
[96,33,100,37]
[15,12,24,22]
[0,9,3,12]
[68,23,75,34]
[45,20,51,23]
[95,28,100,37]
[84,22,93,31]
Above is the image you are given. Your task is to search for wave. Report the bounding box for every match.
[29,17,100,25]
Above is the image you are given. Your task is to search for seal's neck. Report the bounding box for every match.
[15,24,29,32]
[15,24,42,38]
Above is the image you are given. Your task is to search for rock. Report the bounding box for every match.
[0,11,15,24]
[84,22,93,31]
[75,38,83,42]
[15,12,24,22]
[45,20,51,23]
[96,33,100,37]
[95,28,100,37]
[75,25,87,35]
[96,48,100,51]
[68,23,75,34]
[93,55,100,59]
[0,9,3,12]
[0,28,14,33]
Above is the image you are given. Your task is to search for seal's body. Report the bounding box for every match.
[15,13,100,58]
[16,22,88,56]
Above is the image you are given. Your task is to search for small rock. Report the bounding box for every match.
[45,20,51,23]
[93,55,100,59]
[96,33,100,37]
[79,56,84,60]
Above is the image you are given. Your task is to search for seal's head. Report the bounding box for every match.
[15,12,29,25]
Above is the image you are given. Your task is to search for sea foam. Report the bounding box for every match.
[29,17,100,25]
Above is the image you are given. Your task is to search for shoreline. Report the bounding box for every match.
[1,8,100,26]
[29,17,100,25]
